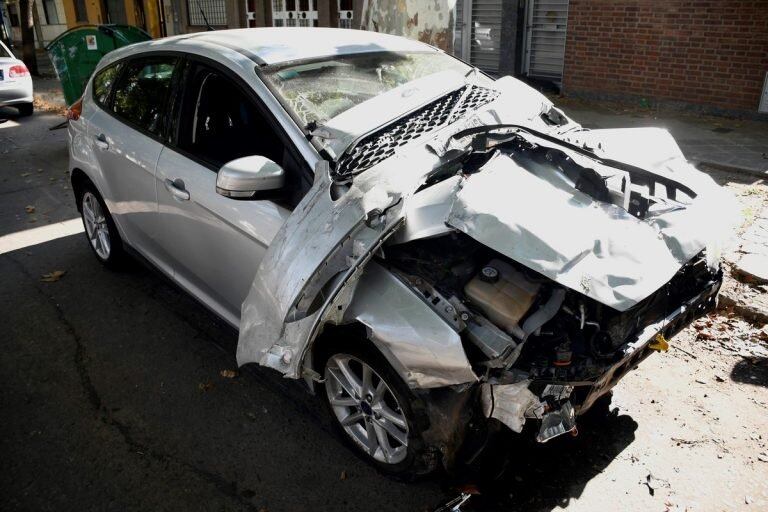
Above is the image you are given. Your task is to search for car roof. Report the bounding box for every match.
[154,27,440,65]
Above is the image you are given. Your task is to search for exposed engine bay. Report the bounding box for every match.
[384,228,721,440]
[376,127,725,443]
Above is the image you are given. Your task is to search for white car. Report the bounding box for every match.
[0,39,33,116]
[67,28,735,477]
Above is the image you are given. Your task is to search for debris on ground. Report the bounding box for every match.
[25,205,35,214]
[219,369,238,379]
[691,312,768,359]
[642,473,671,496]
[40,270,66,282]
[198,381,214,392]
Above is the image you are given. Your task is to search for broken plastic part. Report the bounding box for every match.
[536,401,576,442]
[649,332,670,352]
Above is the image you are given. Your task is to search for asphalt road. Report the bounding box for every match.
[3,108,766,512]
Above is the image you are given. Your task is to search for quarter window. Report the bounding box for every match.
[112,57,178,136]
[92,63,122,108]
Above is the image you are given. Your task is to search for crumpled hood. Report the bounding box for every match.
[445,138,737,311]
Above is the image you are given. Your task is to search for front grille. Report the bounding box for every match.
[334,85,499,179]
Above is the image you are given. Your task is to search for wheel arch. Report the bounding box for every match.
[70,168,92,212]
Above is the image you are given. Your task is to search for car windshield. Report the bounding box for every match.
[262,51,473,126]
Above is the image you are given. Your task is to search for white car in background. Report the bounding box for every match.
[67,28,736,478]
[0,39,33,116]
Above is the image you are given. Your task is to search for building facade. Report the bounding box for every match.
[3,0,69,47]
[562,0,768,116]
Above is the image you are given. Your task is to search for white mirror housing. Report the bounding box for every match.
[216,155,285,198]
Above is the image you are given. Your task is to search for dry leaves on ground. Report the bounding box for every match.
[220,369,238,379]
[40,270,66,282]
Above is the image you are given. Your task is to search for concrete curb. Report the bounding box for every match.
[696,161,767,180]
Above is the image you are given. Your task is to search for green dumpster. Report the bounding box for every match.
[46,24,151,106]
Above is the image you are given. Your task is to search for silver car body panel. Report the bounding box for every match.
[343,261,477,388]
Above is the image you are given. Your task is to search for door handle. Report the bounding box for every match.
[94,133,109,150]
[164,178,190,201]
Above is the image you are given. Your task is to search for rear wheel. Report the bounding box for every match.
[321,342,435,478]
[78,184,125,268]
[17,102,33,117]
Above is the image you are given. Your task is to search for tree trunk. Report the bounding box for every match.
[18,0,38,76]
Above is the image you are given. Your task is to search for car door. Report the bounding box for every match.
[87,56,179,266]
[155,60,303,325]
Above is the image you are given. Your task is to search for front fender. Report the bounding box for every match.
[342,262,477,388]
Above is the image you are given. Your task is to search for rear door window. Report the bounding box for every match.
[112,57,179,136]
[92,63,122,108]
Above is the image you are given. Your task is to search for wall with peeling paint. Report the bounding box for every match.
[360,0,456,53]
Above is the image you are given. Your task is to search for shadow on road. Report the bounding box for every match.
[440,408,638,511]
[730,357,768,388]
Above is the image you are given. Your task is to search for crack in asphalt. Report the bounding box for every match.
[6,254,263,511]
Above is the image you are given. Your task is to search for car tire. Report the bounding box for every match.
[320,340,436,479]
[18,102,33,117]
[77,183,125,268]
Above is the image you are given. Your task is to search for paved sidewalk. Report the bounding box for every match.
[555,97,768,177]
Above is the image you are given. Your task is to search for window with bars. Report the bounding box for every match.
[188,0,228,26]
[338,0,352,28]
[271,0,318,27]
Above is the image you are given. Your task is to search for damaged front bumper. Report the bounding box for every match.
[482,277,721,442]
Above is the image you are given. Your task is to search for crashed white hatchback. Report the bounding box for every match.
[70,28,736,477]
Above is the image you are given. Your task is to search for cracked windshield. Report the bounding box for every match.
[262,51,471,125]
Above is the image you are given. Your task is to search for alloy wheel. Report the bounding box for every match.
[82,191,111,260]
[325,354,409,464]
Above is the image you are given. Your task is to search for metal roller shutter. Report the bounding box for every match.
[469,0,502,75]
[525,0,569,83]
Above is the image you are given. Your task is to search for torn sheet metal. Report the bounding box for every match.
[480,380,538,433]
[237,145,457,379]
[446,142,738,311]
[344,261,476,388]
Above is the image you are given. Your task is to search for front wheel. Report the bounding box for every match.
[321,343,435,478]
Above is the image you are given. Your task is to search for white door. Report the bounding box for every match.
[155,62,292,324]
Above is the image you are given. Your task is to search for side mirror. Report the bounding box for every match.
[216,155,285,199]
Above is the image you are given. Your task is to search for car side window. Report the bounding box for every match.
[112,57,178,136]
[177,64,283,168]
[92,63,121,108]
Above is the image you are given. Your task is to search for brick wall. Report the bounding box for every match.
[563,0,768,114]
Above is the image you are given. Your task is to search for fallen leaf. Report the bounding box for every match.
[340,470,347,480]
[198,381,214,392]
[40,270,66,282]
[25,205,35,213]
[220,369,238,379]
